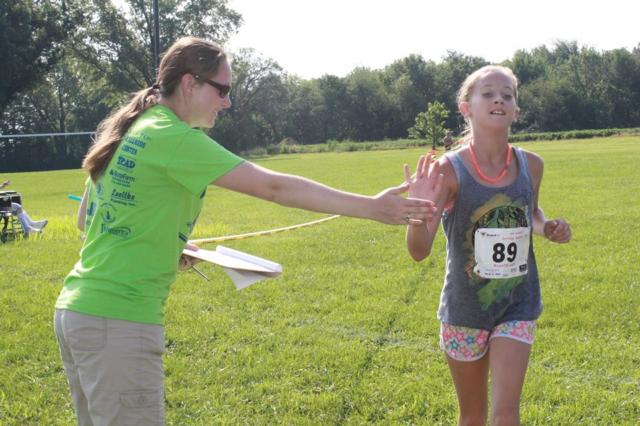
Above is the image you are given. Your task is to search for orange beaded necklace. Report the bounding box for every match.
[469,143,512,184]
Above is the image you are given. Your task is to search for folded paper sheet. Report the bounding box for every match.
[182,245,282,289]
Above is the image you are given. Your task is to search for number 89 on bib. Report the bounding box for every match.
[473,227,530,279]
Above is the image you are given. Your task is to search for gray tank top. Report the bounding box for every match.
[438,147,542,330]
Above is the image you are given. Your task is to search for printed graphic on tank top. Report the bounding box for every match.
[467,194,530,310]
[438,147,542,330]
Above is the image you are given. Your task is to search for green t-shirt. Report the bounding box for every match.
[56,105,244,324]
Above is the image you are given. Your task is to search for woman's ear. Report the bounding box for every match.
[180,73,197,94]
[459,101,470,118]
[514,106,520,122]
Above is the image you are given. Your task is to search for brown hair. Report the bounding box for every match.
[457,65,519,143]
[83,37,228,181]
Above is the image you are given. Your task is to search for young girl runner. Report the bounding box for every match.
[405,65,571,426]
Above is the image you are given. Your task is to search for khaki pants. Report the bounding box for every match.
[54,309,165,426]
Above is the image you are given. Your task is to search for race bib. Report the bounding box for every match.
[474,227,530,279]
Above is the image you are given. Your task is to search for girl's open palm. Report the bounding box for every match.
[404,153,444,207]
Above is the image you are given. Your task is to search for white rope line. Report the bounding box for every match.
[189,215,341,245]
[0,131,95,139]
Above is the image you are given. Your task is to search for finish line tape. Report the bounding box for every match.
[189,215,340,245]
[68,193,340,244]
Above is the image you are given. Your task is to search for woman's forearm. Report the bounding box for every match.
[215,161,433,225]
[268,173,378,219]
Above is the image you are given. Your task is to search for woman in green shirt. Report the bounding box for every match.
[54,36,437,425]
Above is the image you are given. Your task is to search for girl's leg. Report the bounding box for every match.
[441,323,492,426]
[446,355,490,426]
[488,337,532,426]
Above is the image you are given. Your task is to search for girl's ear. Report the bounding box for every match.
[514,106,520,122]
[459,101,470,118]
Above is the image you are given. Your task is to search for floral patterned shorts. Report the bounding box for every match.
[440,320,536,362]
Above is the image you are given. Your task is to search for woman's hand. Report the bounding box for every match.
[543,219,572,243]
[216,161,438,226]
[178,242,202,271]
[372,183,438,225]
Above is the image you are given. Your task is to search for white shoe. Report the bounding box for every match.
[32,220,48,231]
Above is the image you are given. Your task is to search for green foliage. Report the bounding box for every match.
[211,48,287,152]
[0,0,81,112]
[408,101,450,149]
[1,0,243,171]
[71,0,242,93]
[509,127,640,142]
[4,2,640,174]
[1,138,639,424]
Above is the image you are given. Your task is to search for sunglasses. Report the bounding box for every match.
[193,74,231,98]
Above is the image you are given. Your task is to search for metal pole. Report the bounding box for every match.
[153,0,160,75]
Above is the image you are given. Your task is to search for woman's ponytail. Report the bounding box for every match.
[83,86,158,182]
[83,36,226,182]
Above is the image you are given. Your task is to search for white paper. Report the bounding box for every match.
[182,245,282,289]
[222,267,270,290]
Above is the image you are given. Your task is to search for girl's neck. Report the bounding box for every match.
[469,128,510,160]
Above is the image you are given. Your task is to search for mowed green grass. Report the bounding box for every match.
[1,137,639,425]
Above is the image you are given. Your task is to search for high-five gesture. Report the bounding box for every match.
[403,153,445,225]
[371,182,438,225]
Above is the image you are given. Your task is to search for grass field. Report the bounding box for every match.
[1,137,639,425]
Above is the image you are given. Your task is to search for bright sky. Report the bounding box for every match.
[226,0,640,79]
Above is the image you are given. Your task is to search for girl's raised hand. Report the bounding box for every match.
[543,218,572,243]
[403,152,444,207]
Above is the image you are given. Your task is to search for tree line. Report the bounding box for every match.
[2,0,640,172]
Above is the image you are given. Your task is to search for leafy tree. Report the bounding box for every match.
[506,48,548,85]
[382,55,438,139]
[69,0,242,99]
[605,48,640,127]
[284,79,325,145]
[408,101,449,150]
[344,68,391,141]
[212,48,289,151]
[315,75,351,141]
[1,0,243,171]
[435,51,488,132]
[0,0,80,113]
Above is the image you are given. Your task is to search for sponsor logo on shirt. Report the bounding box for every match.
[100,202,116,223]
[109,169,136,187]
[122,144,138,155]
[111,189,136,206]
[117,155,136,170]
[100,224,131,238]
[96,182,104,198]
[123,135,147,149]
